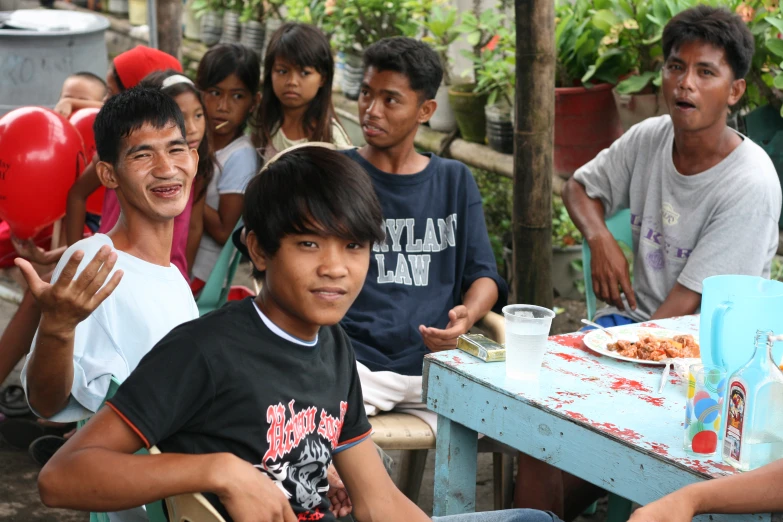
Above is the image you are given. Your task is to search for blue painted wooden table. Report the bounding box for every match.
[423,316,780,521]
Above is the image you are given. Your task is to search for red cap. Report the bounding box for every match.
[112,45,183,89]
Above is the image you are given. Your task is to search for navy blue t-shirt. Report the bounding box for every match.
[340,149,507,376]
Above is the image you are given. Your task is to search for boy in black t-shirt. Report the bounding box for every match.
[37,144,558,522]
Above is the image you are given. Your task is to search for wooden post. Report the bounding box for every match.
[156,0,183,60]
[512,0,554,307]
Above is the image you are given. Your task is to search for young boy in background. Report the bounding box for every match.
[54,71,108,117]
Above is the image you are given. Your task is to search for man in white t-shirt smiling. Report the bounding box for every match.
[20,87,199,425]
[517,5,783,519]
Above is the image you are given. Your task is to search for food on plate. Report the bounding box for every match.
[607,334,700,362]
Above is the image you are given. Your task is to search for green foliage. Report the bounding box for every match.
[410,1,461,84]
[552,195,583,248]
[457,4,508,82]
[472,168,512,274]
[714,0,783,115]
[471,23,515,105]
[240,0,263,22]
[556,0,621,86]
[190,0,223,18]
[267,0,327,26]
[772,256,783,281]
[591,0,693,94]
[323,0,421,54]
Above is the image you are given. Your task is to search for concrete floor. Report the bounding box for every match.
[0,263,609,521]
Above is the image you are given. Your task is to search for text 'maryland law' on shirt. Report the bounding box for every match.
[340,148,507,377]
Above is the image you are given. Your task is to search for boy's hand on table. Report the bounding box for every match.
[588,233,637,312]
[16,246,123,334]
[628,491,696,522]
[419,305,471,352]
[218,457,296,522]
[327,464,352,517]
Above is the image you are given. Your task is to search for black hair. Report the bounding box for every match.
[139,70,216,200]
[195,44,260,135]
[253,23,339,150]
[69,71,108,96]
[362,37,443,101]
[243,146,385,280]
[94,87,186,167]
[663,5,755,80]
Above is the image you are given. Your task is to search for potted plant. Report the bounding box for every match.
[239,0,265,54]
[589,0,692,131]
[416,1,461,132]
[220,0,243,44]
[554,0,625,179]
[474,24,515,153]
[325,0,419,99]
[551,195,584,300]
[183,0,202,41]
[192,0,223,45]
[734,0,783,227]
[449,3,505,143]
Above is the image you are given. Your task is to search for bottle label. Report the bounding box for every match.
[723,380,747,464]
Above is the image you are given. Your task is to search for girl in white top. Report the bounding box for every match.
[253,22,352,163]
[191,44,261,289]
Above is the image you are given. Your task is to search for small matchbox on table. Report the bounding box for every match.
[457,333,505,362]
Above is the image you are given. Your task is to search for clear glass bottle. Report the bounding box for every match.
[722,330,783,471]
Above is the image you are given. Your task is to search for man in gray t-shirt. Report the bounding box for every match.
[564,19,781,325]
[570,113,781,323]
[514,5,782,518]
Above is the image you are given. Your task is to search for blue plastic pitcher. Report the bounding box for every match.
[700,275,783,377]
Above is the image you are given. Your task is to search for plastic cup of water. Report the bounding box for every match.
[502,304,556,380]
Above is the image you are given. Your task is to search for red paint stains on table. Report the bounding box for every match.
[563,411,643,443]
[638,322,663,328]
[549,391,586,410]
[610,377,651,393]
[564,410,590,423]
[549,333,591,353]
[639,395,665,407]
[552,352,592,364]
[556,391,587,399]
[705,460,736,475]
[592,422,642,442]
[647,442,670,456]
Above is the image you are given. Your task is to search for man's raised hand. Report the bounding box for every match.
[15,245,123,333]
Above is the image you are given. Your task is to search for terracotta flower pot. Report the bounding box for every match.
[448,83,488,144]
[555,82,623,179]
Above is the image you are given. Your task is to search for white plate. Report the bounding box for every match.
[582,326,699,366]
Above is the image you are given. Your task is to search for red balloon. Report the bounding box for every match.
[70,108,105,216]
[0,107,86,239]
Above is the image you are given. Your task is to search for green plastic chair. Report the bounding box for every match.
[196,221,245,316]
[579,208,634,521]
[580,208,634,321]
[77,377,168,522]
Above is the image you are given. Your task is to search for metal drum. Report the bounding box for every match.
[0,9,109,116]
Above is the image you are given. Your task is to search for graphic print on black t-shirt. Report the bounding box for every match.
[256,399,349,518]
[107,299,373,522]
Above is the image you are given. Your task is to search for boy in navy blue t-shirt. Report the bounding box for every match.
[340,37,507,430]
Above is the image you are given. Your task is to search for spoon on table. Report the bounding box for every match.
[580,319,618,340]
[658,357,700,394]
